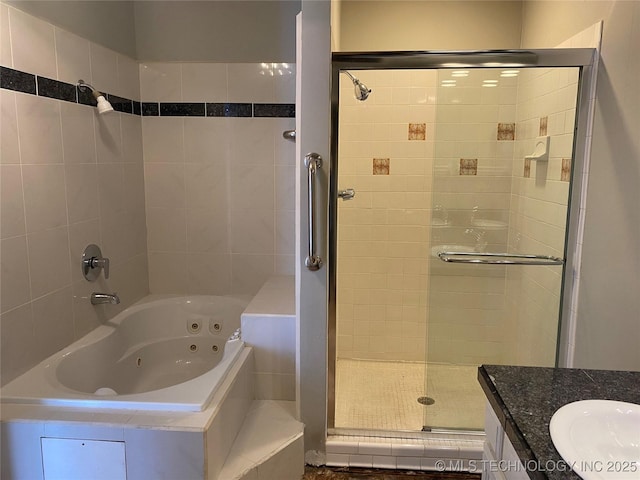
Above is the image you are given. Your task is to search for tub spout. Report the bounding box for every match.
[91,292,120,305]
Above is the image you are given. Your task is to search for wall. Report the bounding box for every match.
[427,68,517,366]
[337,0,522,52]
[521,1,640,371]
[139,62,296,296]
[336,70,436,362]
[505,66,578,366]
[5,0,136,58]
[0,3,148,385]
[134,1,300,62]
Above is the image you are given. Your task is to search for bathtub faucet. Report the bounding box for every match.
[91,292,120,305]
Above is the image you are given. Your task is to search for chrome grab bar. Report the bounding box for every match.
[305,153,323,271]
[437,251,564,265]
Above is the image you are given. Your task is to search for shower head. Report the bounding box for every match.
[77,80,114,115]
[342,71,371,101]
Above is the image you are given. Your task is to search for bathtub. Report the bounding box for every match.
[1,295,249,412]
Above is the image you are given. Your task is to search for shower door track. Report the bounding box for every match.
[328,48,597,433]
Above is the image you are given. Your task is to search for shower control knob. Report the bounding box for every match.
[338,188,355,201]
[82,244,111,281]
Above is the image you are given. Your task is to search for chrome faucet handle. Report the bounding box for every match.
[90,256,110,279]
[82,244,111,281]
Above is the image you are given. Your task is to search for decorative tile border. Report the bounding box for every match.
[0,66,295,118]
[524,158,531,178]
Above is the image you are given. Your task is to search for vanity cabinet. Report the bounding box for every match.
[482,402,530,480]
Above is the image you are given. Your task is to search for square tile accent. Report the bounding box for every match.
[539,116,548,136]
[408,123,426,140]
[373,158,390,175]
[561,157,571,182]
[459,158,477,176]
[524,158,531,178]
[497,123,515,141]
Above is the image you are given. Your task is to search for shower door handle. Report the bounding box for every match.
[305,153,323,271]
[437,251,564,265]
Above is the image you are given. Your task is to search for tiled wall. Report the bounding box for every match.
[505,67,578,366]
[336,67,576,367]
[0,3,148,385]
[336,70,437,362]
[426,69,517,365]
[139,62,296,296]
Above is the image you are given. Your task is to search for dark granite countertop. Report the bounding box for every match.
[478,365,640,480]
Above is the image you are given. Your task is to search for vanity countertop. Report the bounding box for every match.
[478,365,640,480]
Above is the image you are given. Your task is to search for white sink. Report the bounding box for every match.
[549,400,640,479]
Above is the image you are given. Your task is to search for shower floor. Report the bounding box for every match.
[334,359,485,432]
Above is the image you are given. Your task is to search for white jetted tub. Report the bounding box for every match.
[1,295,248,411]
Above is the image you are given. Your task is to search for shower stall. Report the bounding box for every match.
[325,50,595,436]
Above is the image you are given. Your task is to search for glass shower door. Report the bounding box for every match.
[421,66,581,431]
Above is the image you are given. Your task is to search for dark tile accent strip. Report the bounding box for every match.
[1,67,296,119]
[253,103,295,118]
[37,76,76,103]
[206,103,252,117]
[142,103,159,116]
[108,94,133,114]
[160,102,205,117]
[0,66,36,94]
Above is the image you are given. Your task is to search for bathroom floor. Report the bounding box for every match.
[303,466,481,479]
[334,359,485,431]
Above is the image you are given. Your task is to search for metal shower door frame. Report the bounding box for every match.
[327,48,596,433]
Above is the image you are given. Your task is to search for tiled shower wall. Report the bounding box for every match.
[0,3,148,385]
[427,70,518,365]
[336,70,437,362]
[140,62,295,296]
[505,67,578,366]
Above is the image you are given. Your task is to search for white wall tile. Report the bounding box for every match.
[230,209,274,255]
[27,226,71,298]
[183,117,229,162]
[8,6,56,78]
[231,254,274,295]
[186,253,231,295]
[144,163,185,208]
[55,27,91,86]
[0,235,31,313]
[0,4,12,67]
[181,63,228,102]
[228,63,275,103]
[32,287,74,359]
[139,62,182,102]
[0,164,26,238]
[186,207,228,253]
[146,207,187,252]
[22,164,67,233]
[60,102,96,164]
[90,42,118,96]
[117,54,140,100]
[0,90,20,164]
[147,252,188,293]
[16,94,63,165]
[65,164,99,224]
[142,117,184,163]
[94,113,123,164]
